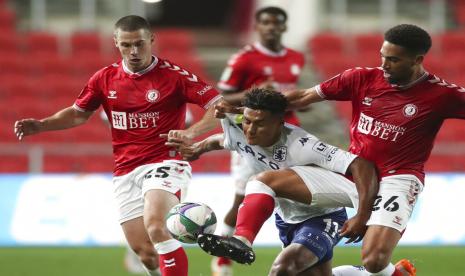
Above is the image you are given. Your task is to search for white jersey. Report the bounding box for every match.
[221,116,358,223]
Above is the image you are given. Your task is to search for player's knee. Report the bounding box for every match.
[145,222,171,243]
[255,171,281,191]
[362,248,390,273]
[270,259,298,276]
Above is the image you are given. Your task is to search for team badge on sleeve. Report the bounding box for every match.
[273,146,287,162]
[146,89,160,103]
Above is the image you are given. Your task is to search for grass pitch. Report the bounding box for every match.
[0,246,463,275]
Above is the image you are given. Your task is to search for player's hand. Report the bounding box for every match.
[284,90,302,110]
[214,99,244,118]
[160,130,192,153]
[163,137,200,161]
[339,215,368,244]
[14,119,43,141]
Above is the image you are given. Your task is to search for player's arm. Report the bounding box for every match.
[165,133,225,161]
[14,106,93,140]
[183,102,219,139]
[285,87,325,110]
[341,156,379,243]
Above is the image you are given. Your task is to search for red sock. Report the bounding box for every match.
[157,243,188,276]
[392,268,403,276]
[217,256,232,266]
[234,193,275,243]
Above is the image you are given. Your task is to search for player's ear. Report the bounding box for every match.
[414,54,424,65]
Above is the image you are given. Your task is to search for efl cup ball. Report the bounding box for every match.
[166,202,217,244]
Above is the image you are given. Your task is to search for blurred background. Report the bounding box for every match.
[0,0,464,275]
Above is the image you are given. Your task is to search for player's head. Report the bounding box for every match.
[254,6,287,45]
[114,15,154,73]
[242,88,287,147]
[381,24,432,85]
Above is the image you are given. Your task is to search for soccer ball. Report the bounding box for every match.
[166,202,217,244]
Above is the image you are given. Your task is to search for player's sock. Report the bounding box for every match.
[220,222,235,237]
[332,265,367,275]
[154,239,188,276]
[366,263,396,275]
[143,266,161,276]
[234,180,276,244]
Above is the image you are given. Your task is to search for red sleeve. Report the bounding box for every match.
[317,68,365,101]
[217,52,248,91]
[444,85,465,119]
[179,69,220,110]
[74,71,103,111]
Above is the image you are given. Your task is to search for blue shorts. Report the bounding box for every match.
[275,209,348,265]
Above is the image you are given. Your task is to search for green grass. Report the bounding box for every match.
[0,246,464,275]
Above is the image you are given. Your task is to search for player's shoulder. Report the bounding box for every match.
[285,124,318,147]
[227,44,256,65]
[337,66,383,81]
[424,73,465,94]
[285,47,305,60]
[89,60,121,80]
[155,57,200,81]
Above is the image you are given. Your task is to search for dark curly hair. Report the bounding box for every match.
[384,24,432,55]
[243,88,288,115]
[255,6,287,23]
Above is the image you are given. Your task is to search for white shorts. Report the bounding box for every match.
[367,174,423,232]
[291,166,359,209]
[113,160,192,223]
[230,151,255,195]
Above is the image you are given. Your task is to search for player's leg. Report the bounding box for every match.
[333,175,422,276]
[114,168,160,275]
[270,210,347,276]
[198,167,357,264]
[142,161,192,276]
[121,218,161,275]
[124,244,146,274]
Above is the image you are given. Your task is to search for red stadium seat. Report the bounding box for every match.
[70,31,102,55]
[308,33,345,56]
[155,28,195,53]
[0,9,16,32]
[24,31,60,55]
[0,155,29,172]
[28,54,73,77]
[354,33,384,54]
[0,32,22,54]
[438,31,465,54]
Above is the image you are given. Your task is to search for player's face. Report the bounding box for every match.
[242,108,283,147]
[255,13,286,44]
[114,29,154,72]
[380,41,423,85]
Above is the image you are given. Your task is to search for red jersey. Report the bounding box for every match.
[74,57,220,176]
[317,67,465,182]
[218,42,305,126]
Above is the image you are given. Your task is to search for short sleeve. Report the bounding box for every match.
[179,68,221,109]
[317,68,364,101]
[74,72,103,112]
[444,86,465,119]
[217,53,248,92]
[220,116,236,151]
[291,135,357,174]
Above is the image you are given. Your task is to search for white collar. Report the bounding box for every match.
[254,42,287,57]
[122,56,158,77]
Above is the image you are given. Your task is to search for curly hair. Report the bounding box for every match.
[243,88,288,115]
[384,24,432,55]
[255,6,287,23]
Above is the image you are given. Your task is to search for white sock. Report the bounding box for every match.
[367,263,395,275]
[220,222,235,237]
[143,266,161,276]
[332,265,368,276]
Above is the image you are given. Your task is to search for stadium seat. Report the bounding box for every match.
[70,31,102,55]
[353,33,384,54]
[155,28,195,53]
[0,9,16,32]
[0,32,22,54]
[24,31,60,55]
[308,33,345,56]
[0,155,29,172]
[28,54,73,77]
[437,31,465,54]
